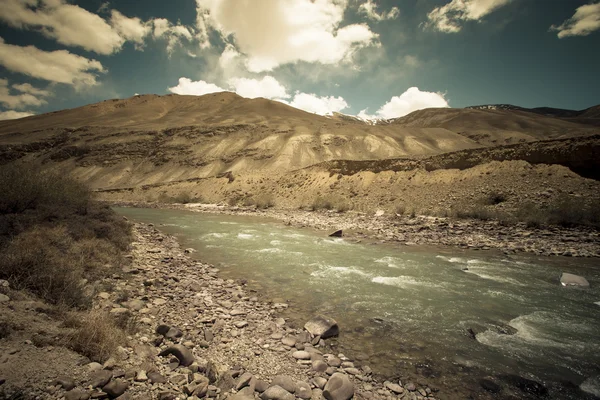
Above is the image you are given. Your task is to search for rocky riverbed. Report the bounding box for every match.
[0,222,442,400]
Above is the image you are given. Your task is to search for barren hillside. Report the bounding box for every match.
[389,107,597,146]
[0,93,597,210]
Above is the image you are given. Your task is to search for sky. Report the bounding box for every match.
[0,0,599,121]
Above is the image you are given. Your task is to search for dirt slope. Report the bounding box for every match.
[389,107,597,145]
[0,93,597,196]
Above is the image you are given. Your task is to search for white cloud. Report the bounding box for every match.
[168,77,227,95]
[219,44,241,69]
[0,79,51,109]
[152,18,194,54]
[110,10,151,45]
[286,92,349,115]
[0,110,35,120]
[195,0,379,72]
[227,76,289,99]
[0,0,124,54]
[425,0,511,33]
[550,2,600,38]
[168,75,348,115]
[0,38,105,87]
[12,82,51,97]
[358,0,399,21]
[359,87,449,120]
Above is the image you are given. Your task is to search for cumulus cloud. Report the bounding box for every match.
[0,38,105,87]
[358,0,399,21]
[0,110,35,120]
[358,87,449,120]
[0,0,124,54]
[550,2,600,38]
[110,10,151,45]
[12,82,51,97]
[283,92,349,115]
[152,18,194,54]
[219,44,241,69]
[228,76,289,99]
[195,0,379,72]
[168,77,227,96]
[424,0,511,33]
[0,79,51,109]
[168,75,349,115]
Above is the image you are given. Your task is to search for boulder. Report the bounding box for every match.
[304,315,339,339]
[560,273,590,287]
[235,372,254,391]
[271,375,296,393]
[102,379,129,398]
[384,382,403,394]
[260,385,295,400]
[293,351,311,360]
[231,387,255,400]
[53,376,76,391]
[64,389,89,400]
[329,230,343,238]
[295,381,312,399]
[255,380,270,393]
[89,370,113,388]
[312,360,328,373]
[147,372,167,384]
[323,373,354,400]
[158,345,195,367]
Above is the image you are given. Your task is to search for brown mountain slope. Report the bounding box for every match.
[0,93,483,189]
[0,93,597,191]
[389,107,597,145]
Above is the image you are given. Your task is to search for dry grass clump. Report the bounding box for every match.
[310,195,352,213]
[158,192,204,204]
[64,310,126,363]
[0,164,132,308]
[451,194,600,229]
[252,194,275,209]
[516,196,600,229]
[1,226,90,308]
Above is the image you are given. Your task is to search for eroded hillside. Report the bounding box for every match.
[0,93,598,213]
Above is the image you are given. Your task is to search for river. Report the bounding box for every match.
[116,207,600,399]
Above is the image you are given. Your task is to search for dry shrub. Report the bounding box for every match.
[0,226,90,308]
[311,196,351,212]
[481,191,507,205]
[0,163,89,216]
[253,194,275,209]
[0,164,132,307]
[65,310,126,362]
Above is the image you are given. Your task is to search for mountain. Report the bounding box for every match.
[466,103,600,126]
[0,93,597,192]
[0,93,482,189]
[390,107,597,145]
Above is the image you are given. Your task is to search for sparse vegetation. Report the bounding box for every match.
[450,194,600,229]
[481,191,507,205]
[64,310,127,362]
[0,163,132,360]
[158,192,204,204]
[252,194,275,209]
[310,195,352,213]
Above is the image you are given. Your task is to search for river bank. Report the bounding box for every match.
[108,201,600,258]
[1,221,448,400]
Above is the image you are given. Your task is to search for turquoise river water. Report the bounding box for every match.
[116,207,600,399]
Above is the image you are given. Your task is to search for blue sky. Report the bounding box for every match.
[0,0,598,120]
